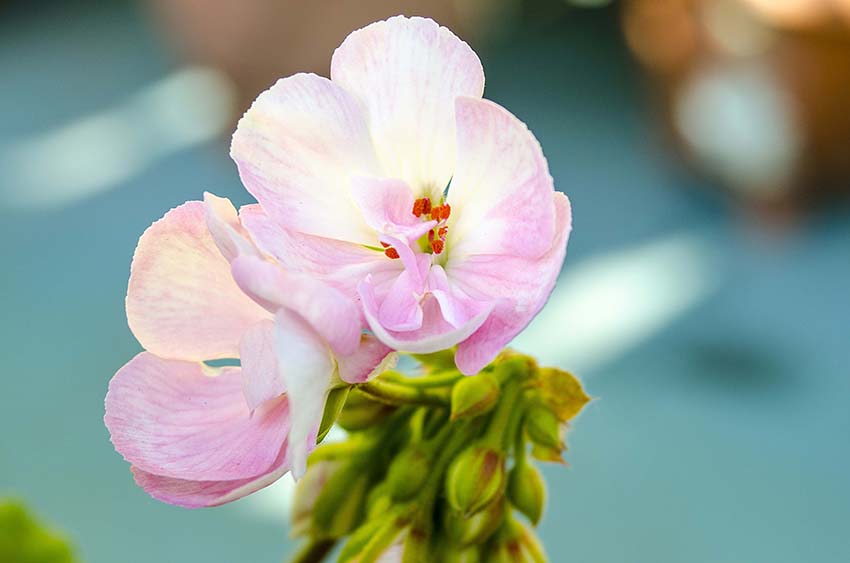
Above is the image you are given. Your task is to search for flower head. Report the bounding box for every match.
[231,15,571,375]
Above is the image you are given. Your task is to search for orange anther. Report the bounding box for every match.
[412,197,432,217]
[438,226,448,238]
[430,239,445,254]
[380,241,390,248]
[384,247,400,259]
[431,204,451,221]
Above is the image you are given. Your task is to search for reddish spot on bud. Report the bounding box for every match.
[412,197,431,217]
[384,247,400,259]
[431,239,445,254]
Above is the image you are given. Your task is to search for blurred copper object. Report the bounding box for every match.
[623,0,850,219]
[146,0,510,115]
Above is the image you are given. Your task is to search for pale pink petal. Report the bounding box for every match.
[239,320,285,411]
[377,270,424,332]
[426,265,493,329]
[230,73,380,245]
[230,255,362,356]
[331,16,485,200]
[350,176,436,243]
[203,192,260,262]
[105,353,290,482]
[360,278,494,354]
[273,309,336,479]
[239,204,397,302]
[337,335,397,384]
[447,97,556,260]
[126,202,270,361]
[131,445,289,509]
[452,193,572,375]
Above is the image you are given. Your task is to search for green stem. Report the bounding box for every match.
[358,379,450,406]
[481,378,522,450]
[287,538,336,563]
[381,369,463,388]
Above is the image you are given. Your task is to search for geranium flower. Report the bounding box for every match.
[105,196,392,507]
[230,15,571,375]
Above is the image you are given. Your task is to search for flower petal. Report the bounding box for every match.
[447,97,556,260]
[130,446,289,509]
[239,204,397,302]
[230,255,362,356]
[350,176,436,243]
[105,353,290,482]
[239,319,285,411]
[126,202,270,361]
[360,277,494,354]
[452,192,572,375]
[337,335,397,384]
[273,309,336,479]
[203,192,260,262]
[331,16,485,200]
[230,73,380,245]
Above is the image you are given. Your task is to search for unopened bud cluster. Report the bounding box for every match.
[289,350,590,563]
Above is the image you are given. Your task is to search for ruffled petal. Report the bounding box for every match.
[452,192,572,375]
[230,255,362,356]
[273,309,336,479]
[230,73,380,245]
[360,277,494,354]
[447,97,556,260]
[239,319,285,411]
[130,445,289,509]
[126,202,270,361]
[105,353,290,482]
[239,204,396,302]
[350,176,436,243]
[337,335,397,384]
[331,16,485,200]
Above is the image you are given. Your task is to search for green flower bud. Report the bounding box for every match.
[338,512,410,563]
[290,460,337,537]
[525,407,563,450]
[529,443,565,465]
[438,545,481,563]
[401,527,430,563]
[486,518,548,563]
[444,497,504,545]
[445,445,506,516]
[450,373,499,420]
[385,446,430,501]
[316,386,350,443]
[337,388,395,431]
[311,463,369,538]
[507,460,546,525]
[365,482,393,519]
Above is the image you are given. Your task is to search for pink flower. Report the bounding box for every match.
[105,196,393,508]
[230,16,571,375]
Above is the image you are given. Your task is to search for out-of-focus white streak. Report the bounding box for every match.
[513,232,719,374]
[0,66,235,210]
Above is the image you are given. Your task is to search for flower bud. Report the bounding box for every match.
[337,388,395,431]
[450,373,499,420]
[439,545,481,563]
[365,482,393,519]
[338,512,411,563]
[312,463,369,538]
[445,445,505,516]
[290,459,337,537]
[444,497,504,545]
[507,460,546,525]
[486,518,547,563]
[525,407,563,450]
[401,527,430,563]
[530,443,565,465]
[385,446,430,501]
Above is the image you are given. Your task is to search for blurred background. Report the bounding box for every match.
[1,0,849,561]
